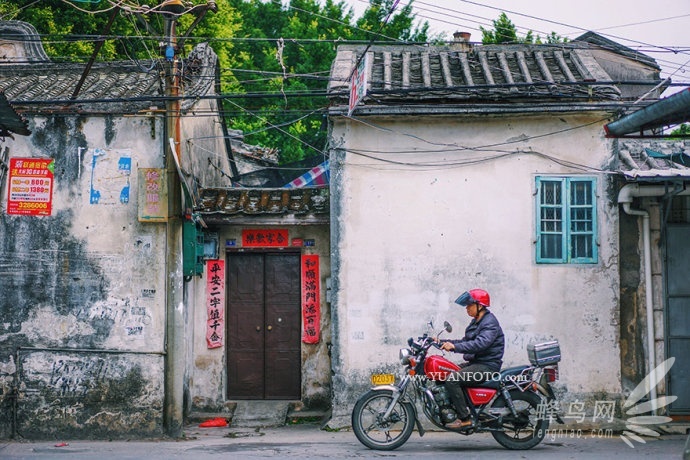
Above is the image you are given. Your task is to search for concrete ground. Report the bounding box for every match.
[0,422,688,459]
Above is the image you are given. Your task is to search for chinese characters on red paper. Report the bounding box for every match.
[206,260,225,348]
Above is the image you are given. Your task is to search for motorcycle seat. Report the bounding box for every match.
[476,365,529,389]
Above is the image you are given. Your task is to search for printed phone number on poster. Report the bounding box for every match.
[12,202,49,210]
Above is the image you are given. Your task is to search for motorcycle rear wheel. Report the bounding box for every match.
[351,389,415,450]
[490,390,549,450]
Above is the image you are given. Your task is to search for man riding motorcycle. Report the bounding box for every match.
[437,288,505,429]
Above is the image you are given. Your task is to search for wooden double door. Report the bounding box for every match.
[226,252,301,400]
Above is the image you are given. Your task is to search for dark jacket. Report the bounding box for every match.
[446,310,504,371]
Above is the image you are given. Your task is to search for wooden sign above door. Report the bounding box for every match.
[242,229,289,247]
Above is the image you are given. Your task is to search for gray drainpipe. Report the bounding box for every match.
[605,88,690,137]
[617,183,690,410]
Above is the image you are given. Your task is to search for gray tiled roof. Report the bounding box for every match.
[617,140,690,180]
[0,21,216,114]
[196,187,329,223]
[329,42,628,104]
[0,61,165,113]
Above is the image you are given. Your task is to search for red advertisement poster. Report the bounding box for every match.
[242,228,289,247]
[7,158,54,216]
[206,260,225,349]
[301,255,320,344]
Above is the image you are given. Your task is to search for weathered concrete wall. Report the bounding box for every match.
[180,97,235,190]
[187,224,332,413]
[15,350,163,439]
[618,210,646,393]
[0,114,168,439]
[328,112,621,426]
[587,49,661,100]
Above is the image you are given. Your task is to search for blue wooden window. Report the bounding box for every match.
[536,177,598,264]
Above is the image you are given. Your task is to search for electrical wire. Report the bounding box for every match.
[57,0,128,15]
[275,0,411,45]
[15,32,688,94]
[338,147,613,173]
[6,0,689,155]
[343,114,612,156]
[223,98,326,157]
[349,0,690,83]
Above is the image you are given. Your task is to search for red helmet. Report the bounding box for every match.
[455,289,490,308]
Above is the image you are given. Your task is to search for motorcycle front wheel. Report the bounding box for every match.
[351,389,415,450]
[490,389,549,450]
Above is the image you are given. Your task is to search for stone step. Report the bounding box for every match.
[231,401,291,428]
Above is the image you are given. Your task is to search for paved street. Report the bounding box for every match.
[0,423,687,459]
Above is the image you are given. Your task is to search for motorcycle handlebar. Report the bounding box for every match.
[414,335,442,350]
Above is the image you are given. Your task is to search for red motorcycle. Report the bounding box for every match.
[352,321,562,450]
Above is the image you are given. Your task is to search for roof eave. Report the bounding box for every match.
[331,102,627,118]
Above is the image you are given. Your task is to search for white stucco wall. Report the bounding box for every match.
[329,112,621,424]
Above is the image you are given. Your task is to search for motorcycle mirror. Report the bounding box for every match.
[444,321,452,333]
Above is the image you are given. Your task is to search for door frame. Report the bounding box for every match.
[225,248,303,400]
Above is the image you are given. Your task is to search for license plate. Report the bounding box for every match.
[371,373,395,385]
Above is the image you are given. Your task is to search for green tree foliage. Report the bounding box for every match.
[669,123,690,138]
[355,0,429,42]
[480,12,567,45]
[218,0,429,164]
[0,0,138,60]
[2,0,242,64]
[480,12,518,44]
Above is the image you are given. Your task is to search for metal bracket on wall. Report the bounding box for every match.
[0,146,8,193]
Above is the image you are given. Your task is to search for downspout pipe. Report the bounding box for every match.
[617,183,690,410]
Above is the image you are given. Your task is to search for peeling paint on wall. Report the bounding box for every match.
[87,149,132,205]
[0,113,167,440]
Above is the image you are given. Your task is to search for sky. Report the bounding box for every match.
[346,0,690,96]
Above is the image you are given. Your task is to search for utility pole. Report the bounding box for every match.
[160,0,185,439]
[159,0,216,437]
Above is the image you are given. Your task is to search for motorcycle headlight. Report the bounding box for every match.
[399,348,411,365]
